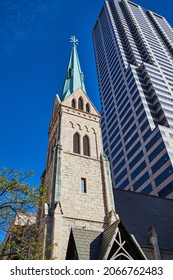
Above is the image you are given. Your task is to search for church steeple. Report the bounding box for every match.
[40,37,146,260]
[61,36,86,101]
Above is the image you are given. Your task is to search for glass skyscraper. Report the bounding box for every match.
[92,0,173,198]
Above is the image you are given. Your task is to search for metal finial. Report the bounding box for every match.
[70,35,78,46]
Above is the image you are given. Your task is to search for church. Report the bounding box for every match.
[41,37,145,260]
[1,37,173,260]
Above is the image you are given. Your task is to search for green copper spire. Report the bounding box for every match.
[61,36,86,101]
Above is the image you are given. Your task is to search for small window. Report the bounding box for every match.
[81,178,87,193]
[73,132,80,154]
[72,99,76,108]
[86,103,90,113]
[83,135,90,156]
[68,68,72,77]
[78,97,84,110]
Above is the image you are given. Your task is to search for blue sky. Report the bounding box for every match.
[1,0,173,188]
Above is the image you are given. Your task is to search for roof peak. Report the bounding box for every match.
[60,37,86,101]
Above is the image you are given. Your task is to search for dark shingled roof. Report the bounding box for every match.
[98,220,119,259]
[98,220,146,260]
[71,228,101,260]
[66,221,145,260]
[113,189,173,250]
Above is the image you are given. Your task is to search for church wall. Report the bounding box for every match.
[62,88,98,116]
[61,105,103,159]
[53,212,103,259]
[61,153,106,221]
[51,102,108,259]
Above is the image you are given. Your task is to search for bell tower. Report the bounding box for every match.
[42,37,116,259]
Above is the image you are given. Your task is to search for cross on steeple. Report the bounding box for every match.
[70,35,78,46]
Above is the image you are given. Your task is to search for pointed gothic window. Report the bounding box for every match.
[78,97,84,110]
[86,103,90,113]
[68,68,72,78]
[83,135,90,156]
[72,99,76,108]
[73,132,80,154]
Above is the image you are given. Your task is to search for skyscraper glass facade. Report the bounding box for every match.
[92,0,173,198]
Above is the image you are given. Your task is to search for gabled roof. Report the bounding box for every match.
[113,189,173,251]
[61,87,100,116]
[66,221,146,260]
[66,228,101,260]
[98,221,119,259]
[98,220,146,260]
[61,45,86,101]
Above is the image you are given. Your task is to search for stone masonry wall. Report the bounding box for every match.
[45,89,113,259]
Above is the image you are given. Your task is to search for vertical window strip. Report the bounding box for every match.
[81,178,87,193]
[83,135,90,156]
[78,97,84,110]
[73,133,80,154]
[72,99,76,108]
[86,103,90,112]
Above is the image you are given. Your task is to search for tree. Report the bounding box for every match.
[0,167,47,259]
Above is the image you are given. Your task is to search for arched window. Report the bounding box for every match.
[73,132,80,154]
[83,135,90,156]
[68,68,72,77]
[86,103,90,113]
[71,99,76,108]
[78,97,84,110]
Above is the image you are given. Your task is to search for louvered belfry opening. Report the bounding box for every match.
[78,97,84,110]
[73,132,80,154]
[72,98,76,108]
[86,103,90,113]
[83,135,90,156]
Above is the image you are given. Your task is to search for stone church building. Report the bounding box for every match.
[41,38,145,260]
[1,39,173,260]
